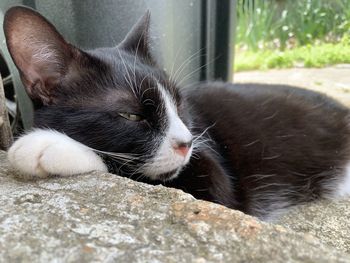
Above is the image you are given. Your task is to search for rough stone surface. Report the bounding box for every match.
[277,199,350,254]
[0,151,350,262]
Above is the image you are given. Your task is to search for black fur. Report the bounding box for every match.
[167,83,350,217]
[4,6,350,219]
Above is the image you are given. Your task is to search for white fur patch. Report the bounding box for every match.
[31,41,60,64]
[142,84,193,180]
[334,163,350,197]
[8,129,107,178]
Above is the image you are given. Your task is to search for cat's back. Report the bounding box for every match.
[186,82,349,117]
[185,82,350,137]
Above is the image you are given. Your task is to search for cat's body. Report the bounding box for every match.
[167,83,350,218]
[4,6,350,220]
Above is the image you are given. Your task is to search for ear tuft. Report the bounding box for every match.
[4,6,79,104]
[118,10,153,62]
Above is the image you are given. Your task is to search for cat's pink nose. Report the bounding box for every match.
[173,141,192,157]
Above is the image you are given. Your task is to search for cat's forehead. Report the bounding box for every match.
[61,62,179,112]
[87,47,179,104]
[78,75,175,114]
[100,79,176,111]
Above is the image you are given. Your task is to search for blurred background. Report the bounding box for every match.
[235,0,350,71]
[234,0,350,109]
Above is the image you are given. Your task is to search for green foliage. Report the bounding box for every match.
[236,0,350,51]
[235,0,350,71]
[235,36,350,72]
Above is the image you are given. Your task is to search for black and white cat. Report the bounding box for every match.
[4,6,350,220]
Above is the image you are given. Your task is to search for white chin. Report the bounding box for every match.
[143,147,193,181]
[146,167,182,181]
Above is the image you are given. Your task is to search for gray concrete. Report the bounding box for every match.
[0,151,350,262]
[278,199,350,254]
[234,65,350,106]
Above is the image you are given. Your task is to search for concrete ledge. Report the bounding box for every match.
[0,151,349,262]
[278,199,350,253]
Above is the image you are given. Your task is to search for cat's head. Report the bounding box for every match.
[4,6,194,181]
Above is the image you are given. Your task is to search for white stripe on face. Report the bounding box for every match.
[160,84,193,148]
[142,83,193,180]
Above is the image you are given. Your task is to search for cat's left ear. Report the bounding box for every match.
[118,11,154,62]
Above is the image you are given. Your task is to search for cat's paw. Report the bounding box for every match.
[8,129,107,178]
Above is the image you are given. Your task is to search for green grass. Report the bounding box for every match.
[235,0,350,71]
[235,35,350,72]
[236,0,350,51]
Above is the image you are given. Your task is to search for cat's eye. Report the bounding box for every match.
[118,112,143,122]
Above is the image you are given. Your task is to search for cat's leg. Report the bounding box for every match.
[8,129,107,178]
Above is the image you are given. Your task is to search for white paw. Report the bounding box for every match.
[8,129,107,178]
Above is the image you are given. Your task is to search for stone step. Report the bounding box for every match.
[0,151,349,262]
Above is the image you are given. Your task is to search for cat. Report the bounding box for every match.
[4,6,350,220]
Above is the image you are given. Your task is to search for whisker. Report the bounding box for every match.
[117,49,138,97]
[193,123,216,143]
[169,39,187,82]
[172,48,206,84]
[94,150,144,158]
[141,86,156,100]
[133,22,149,93]
[177,55,220,86]
[139,74,150,95]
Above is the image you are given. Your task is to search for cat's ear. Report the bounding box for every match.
[118,11,154,62]
[4,6,81,104]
